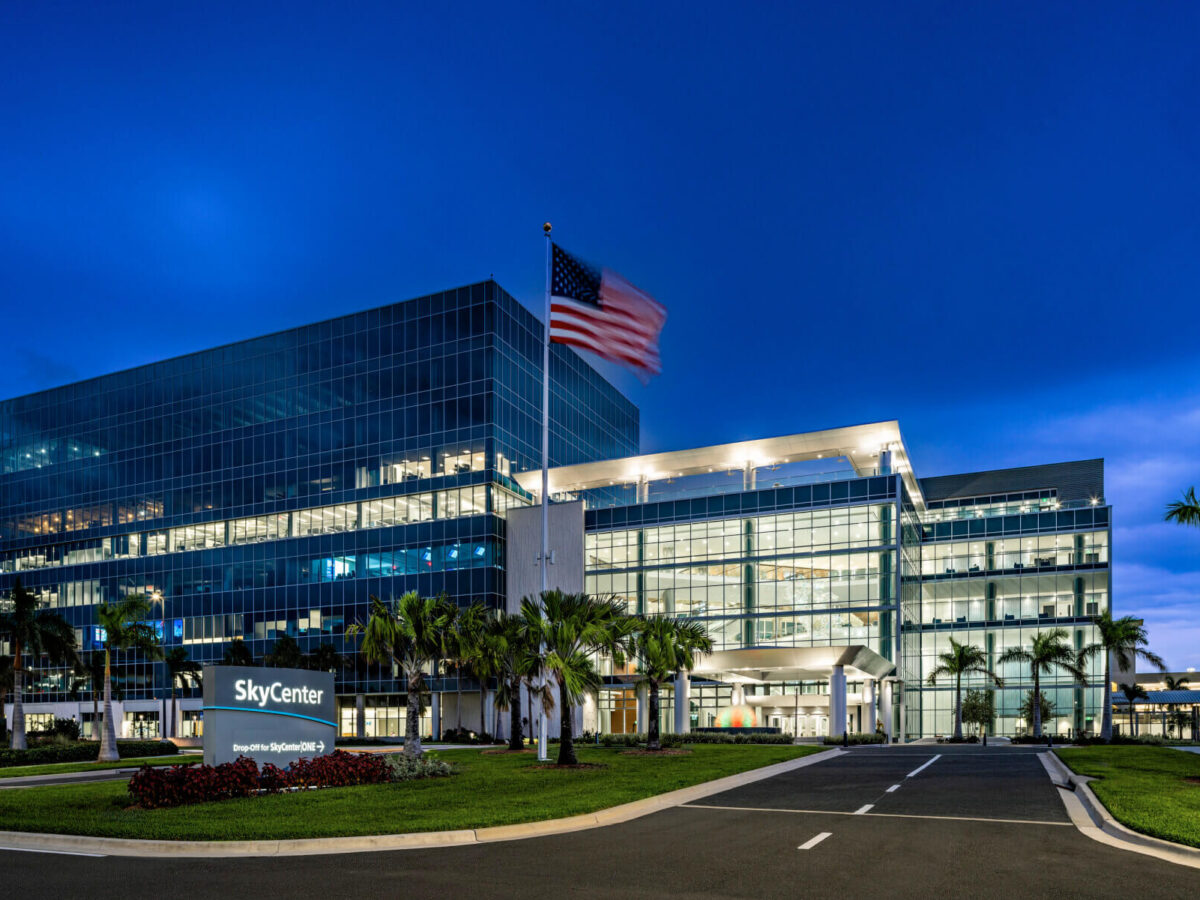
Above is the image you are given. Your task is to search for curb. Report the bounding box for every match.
[1040,752,1200,870]
[0,748,842,858]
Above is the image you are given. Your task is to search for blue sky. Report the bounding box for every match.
[2,2,1199,667]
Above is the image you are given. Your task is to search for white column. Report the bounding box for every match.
[636,683,649,734]
[880,679,894,743]
[483,691,495,738]
[355,693,366,740]
[830,666,847,739]
[864,679,877,735]
[730,683,746,706]
[431,694,441,741]
[582,690,599,733]
[743,460,756,491]
[674,672,691,734]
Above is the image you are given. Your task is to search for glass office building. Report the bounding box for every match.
[1,284,1111,741]
[0,281,635,739]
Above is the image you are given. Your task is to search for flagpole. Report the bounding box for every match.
[538,221,552,761]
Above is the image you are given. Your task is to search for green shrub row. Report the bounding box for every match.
[0,740,179,768]
[823,732,886,745]
[684,732,794,745]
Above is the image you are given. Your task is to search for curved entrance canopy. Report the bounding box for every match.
[691,645,895,684]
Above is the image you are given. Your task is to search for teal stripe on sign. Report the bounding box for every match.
[201,706,337,729]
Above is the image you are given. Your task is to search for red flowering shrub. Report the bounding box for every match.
[128,751,391,809]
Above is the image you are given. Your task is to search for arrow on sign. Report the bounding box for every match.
[317,741,326,753]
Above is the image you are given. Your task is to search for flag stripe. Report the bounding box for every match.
[548,244,665,378]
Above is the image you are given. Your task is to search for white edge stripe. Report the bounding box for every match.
[906,754,942,778]
[798,832,832,850]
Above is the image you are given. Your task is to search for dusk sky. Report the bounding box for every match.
[3,3,1199,667]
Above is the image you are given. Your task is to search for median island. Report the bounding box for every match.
[0,743,820,842]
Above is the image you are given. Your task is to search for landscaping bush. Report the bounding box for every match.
[384,753,453,780]
[1073,733,1167,747]
[685,732,793,745]
[823,732,885,745]
[595,733,684,749]
[30,718,81,742]
[128,750,401,809]
[440,727,494,744]
[0,739,178,768]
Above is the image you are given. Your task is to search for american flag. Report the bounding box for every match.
[549,243,666,379]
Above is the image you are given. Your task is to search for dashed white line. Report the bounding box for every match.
[886,784,901,792]
[853,804,874,815]
[796,835,835,849]
[906,754,942,778]
[0,846,106,857]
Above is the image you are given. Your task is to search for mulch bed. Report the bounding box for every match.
[1185,776,1200,785]
[481,748,537,755]
[525,763,608,770]
[619,749,692,757]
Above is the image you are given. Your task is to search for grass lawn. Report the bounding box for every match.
[0,754,198,779]
[0,744,819,841]
[1056,746,1200,848]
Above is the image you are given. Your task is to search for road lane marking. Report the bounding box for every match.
[853,804,874,815]
[0,846,106,857]
[798,832,832,850]
[886,784,901,792]
[679,804,1071,826]
[906,754,941,778]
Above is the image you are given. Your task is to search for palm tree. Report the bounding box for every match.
[347,592,455,757]
[1164,674,1190,691]
[630,616,713,750]
[524,590,634,766]
[221,638,255,666]
[1165,487,1200,526]
[0,656,12,745]
[446,602,486,733]
[926,637,1003,740]
[489,610,549,751]
[96,594,162,761]
[997,628,1087,739]
[1019,689,1055,732]
[68,651,119,741]
[1,578,78,750]
[303,642,345,673]
[163,648,202,739]
[1079,612,1165,742]
[263,634,303,668]
[1116,683,1149,736]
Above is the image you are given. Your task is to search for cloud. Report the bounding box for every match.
[1113,561,1200,670]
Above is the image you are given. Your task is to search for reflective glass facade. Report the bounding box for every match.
[0,281,637,711]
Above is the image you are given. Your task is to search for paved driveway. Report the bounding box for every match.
[4,745,1197,899]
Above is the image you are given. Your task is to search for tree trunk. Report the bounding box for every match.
[98,650,120,761]
[92,690,99,742]
[479,685,488,737]
[404,671,423,758]
[647,680,662,750]
[953,673,963,741]
[0,689,7,745]
[1031,672,1042,739]
[10,647,25,751]
[1100,655,1113,742]
[555,678,576,766]
[508,678,523,751]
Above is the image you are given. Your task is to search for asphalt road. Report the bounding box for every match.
[4,745,1197,899]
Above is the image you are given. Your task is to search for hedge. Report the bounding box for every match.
[822,732,886,745]
[0,740,178,768]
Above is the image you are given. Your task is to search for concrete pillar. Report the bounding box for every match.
[636,683,649,734]
[864,679,877,734]
[483,691,495,738]
[637,475,649,503]
[355,693,366,740]
[674,672,691,734]
[582,690,599,734]
[743,460,756,491]
[431,693,441,741]
[879,449,893,475]
[830,665,847,739]
[880,679,894,743]
[730,683,746,706]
